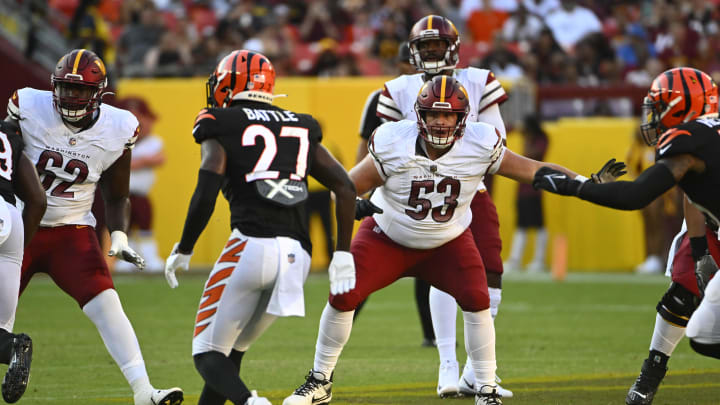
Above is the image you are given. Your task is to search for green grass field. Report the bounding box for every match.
[6,271,720,404]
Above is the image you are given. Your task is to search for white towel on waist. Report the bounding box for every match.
[266,237,310,317]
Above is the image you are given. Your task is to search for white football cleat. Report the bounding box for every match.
[459,362,513,398]
[437,360,459,398]
[283,370,332,405]
[134,387,184,405]
[246,390,272,405]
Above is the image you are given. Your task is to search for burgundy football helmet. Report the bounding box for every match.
[415,75,469,148]
[408,15,460,74]
[51,49,108,123]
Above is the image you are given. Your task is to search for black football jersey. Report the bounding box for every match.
[655,115,720,226]
[192,101,322,253]
[0,121,25,205]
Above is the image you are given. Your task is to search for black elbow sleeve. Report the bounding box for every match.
[577,164,676,210]
[178,169,224,252]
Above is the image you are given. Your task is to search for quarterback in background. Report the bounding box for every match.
[164,50,356,405]
[284,76,608,405]
[5,49,183,405]
[375,15,512,397]
[0,120,47,404]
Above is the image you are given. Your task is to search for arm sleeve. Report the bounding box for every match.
[376,85,403,121]
[178,169,224,252]
[577,163,677,210]
[476,103,507,139]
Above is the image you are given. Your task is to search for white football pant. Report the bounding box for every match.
[0,204,24,332]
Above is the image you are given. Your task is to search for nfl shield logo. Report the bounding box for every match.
[288,253,295,263]
[69,137,77,146]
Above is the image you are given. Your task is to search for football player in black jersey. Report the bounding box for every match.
[164,50,357,405]
[533,67,720,402]
[0,120,46,403]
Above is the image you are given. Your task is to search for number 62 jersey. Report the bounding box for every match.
[368,120,504,250]
[9,88,138,227]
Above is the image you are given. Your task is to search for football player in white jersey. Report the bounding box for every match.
[4,49,183,405]
[284,76,594,405]
[0,120,47,403]
[376,14,512,397]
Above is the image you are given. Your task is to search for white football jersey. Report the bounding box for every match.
[377,67,507,192]
[11,88,138,227]
[377,67,507,127]
[369,120,505,249]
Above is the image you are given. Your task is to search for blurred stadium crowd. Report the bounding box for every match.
[14,0,720,86]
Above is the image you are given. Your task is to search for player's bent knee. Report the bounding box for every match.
[454,288,489,312]
[689,339,720,359]
[657,282,698,327]
[329,291,363,312]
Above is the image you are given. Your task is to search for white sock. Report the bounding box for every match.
[530,228,548,267]
[650,314,686,356]
[463,309,496,387]
[488,287,502,320]
[430,287,458,363]
[313,303,353,376]
[82,289,149,392]
[507,229,527,265]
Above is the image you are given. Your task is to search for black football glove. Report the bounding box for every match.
[591,158,627,184]
[695,254,719,299]
[355,198,383,220]
[532,167,585,196]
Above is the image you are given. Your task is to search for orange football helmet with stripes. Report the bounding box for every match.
[408,15,460,74]
[206,50,276,108]
[641,67,719,145]
[51,49,108,123]
[415,75,469,148]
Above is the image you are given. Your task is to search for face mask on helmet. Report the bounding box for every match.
[417,110,464,149]
[53,81,100,122]
[409,16,460,74]
[640,67,719,146]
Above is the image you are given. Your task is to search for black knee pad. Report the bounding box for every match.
[690,339,720,359]
[656,282,698,327]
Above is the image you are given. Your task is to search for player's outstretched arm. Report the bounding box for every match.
[309,144,357,295]
[165,139,226,288]
[13,153,46,246]
[496,149,580,184]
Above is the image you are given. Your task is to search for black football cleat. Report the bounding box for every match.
[2,333,32,404]
[626,357,667,405]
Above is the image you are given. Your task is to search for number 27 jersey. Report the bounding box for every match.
[369,120,505,249]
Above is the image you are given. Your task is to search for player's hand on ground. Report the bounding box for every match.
[533,167,584,196]
[355,198,383,220]
[165,243,192,289]
[329,251,355,295]
[695,254,719,299]
[591,158,627,184]
[108,231,146,270]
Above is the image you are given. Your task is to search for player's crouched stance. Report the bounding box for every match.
[283,76,600,405]
[164,50,357,405]
[0,121,46,403]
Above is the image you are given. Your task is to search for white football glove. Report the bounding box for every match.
[328,251,356,295]
[108,231,145,270]
[165,242,192,289]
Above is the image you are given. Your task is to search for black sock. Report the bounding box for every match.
[648,349,669,368]
[414,279,434,341]
[195,351,251,405]
[0,328,12,364]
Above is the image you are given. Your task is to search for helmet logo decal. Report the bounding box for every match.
[72,49,86,74]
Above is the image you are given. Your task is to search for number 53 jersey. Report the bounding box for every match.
[10,88,138,227]
[369,120,504,250]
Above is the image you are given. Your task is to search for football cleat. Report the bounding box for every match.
[1,333,32,404]
[134,387,184,405]
[459,363,513,398]
[626,358,667,405]
[475,385,502,405]
[283,370,332,405]
[246,390,272,405]
[436,360,459,398]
